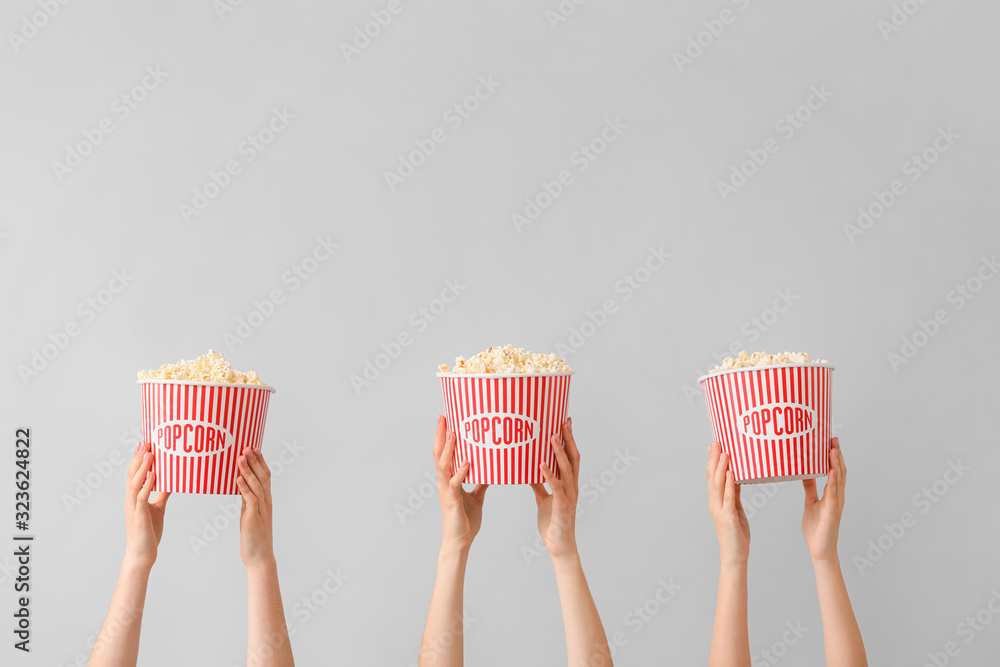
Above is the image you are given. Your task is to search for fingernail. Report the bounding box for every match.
[240,456,247,466]
[568,416,572,426]
[237,476,244,485]
[247,448,256,459]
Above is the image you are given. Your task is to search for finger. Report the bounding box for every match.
[723,471,737,514]
[833,438,846,485]
[245,449,271,504]
[551,433,573,487]
[448,460,470,491]
[733,480,744,511]
[437,431,458,482]
[236,476,259,513]
[433,415,446,461]
[562,418,581,479]
[714,451,729,491]
[129,452,153,499]
[137,470,155,505]
[127,441,146,480]
[802,478,819,504]
[150,491,171,512]
[254,448,272,481]
[706,441,722,483]
[540,463,562,496]
[238,455,266,508]
[825,467,840,509]
[471,484,489,503]
[529,483,550,504]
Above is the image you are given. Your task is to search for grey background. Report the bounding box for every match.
[2,1,998,665]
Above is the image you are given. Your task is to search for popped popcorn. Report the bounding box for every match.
[439,345,572,374]
[710,350,829,373]
[138,350,264,385]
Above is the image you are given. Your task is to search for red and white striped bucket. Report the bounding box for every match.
[699,364,833,484]
[139,380,276,494]
[438,372,573,484]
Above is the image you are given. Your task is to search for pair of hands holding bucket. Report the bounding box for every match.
[123,441,276,571]
[432,414,581,558]
[706,437,848,566]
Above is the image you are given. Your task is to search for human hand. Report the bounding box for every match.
[237,447,276,570]
[434,416,488,554]
[530,418,580,560]
[124,441,169,570]
[706,441,750,567]
[802,437,847,562]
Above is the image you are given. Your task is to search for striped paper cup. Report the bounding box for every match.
[438,372,573,484]
[699,364,833,484]
[139,380,276,494]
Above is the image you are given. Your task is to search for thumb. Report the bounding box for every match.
[151,491,171,512]
[471,484,489,503]
[529,484,549,505]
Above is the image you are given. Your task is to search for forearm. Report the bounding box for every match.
[246,558,294,667]
[419,546,469,667]
[551,551,612,667]
[812,557,867,667]
[709,562,751,667]
[88,559,151,667]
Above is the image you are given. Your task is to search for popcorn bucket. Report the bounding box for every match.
[699,365,832,484]
[139,380,276,494]
[438,372,573,484]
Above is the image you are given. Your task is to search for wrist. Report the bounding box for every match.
[550,547,581,570]
[244,554,278,576]
[811,552,842,570]
[439,541,471,561]
[121,554,154,578]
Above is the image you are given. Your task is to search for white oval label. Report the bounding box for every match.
[737,403,816,440]
[460,413,538,448]
[154,420,235,457]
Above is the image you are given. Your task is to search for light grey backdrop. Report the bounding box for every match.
[2,1,998,665]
